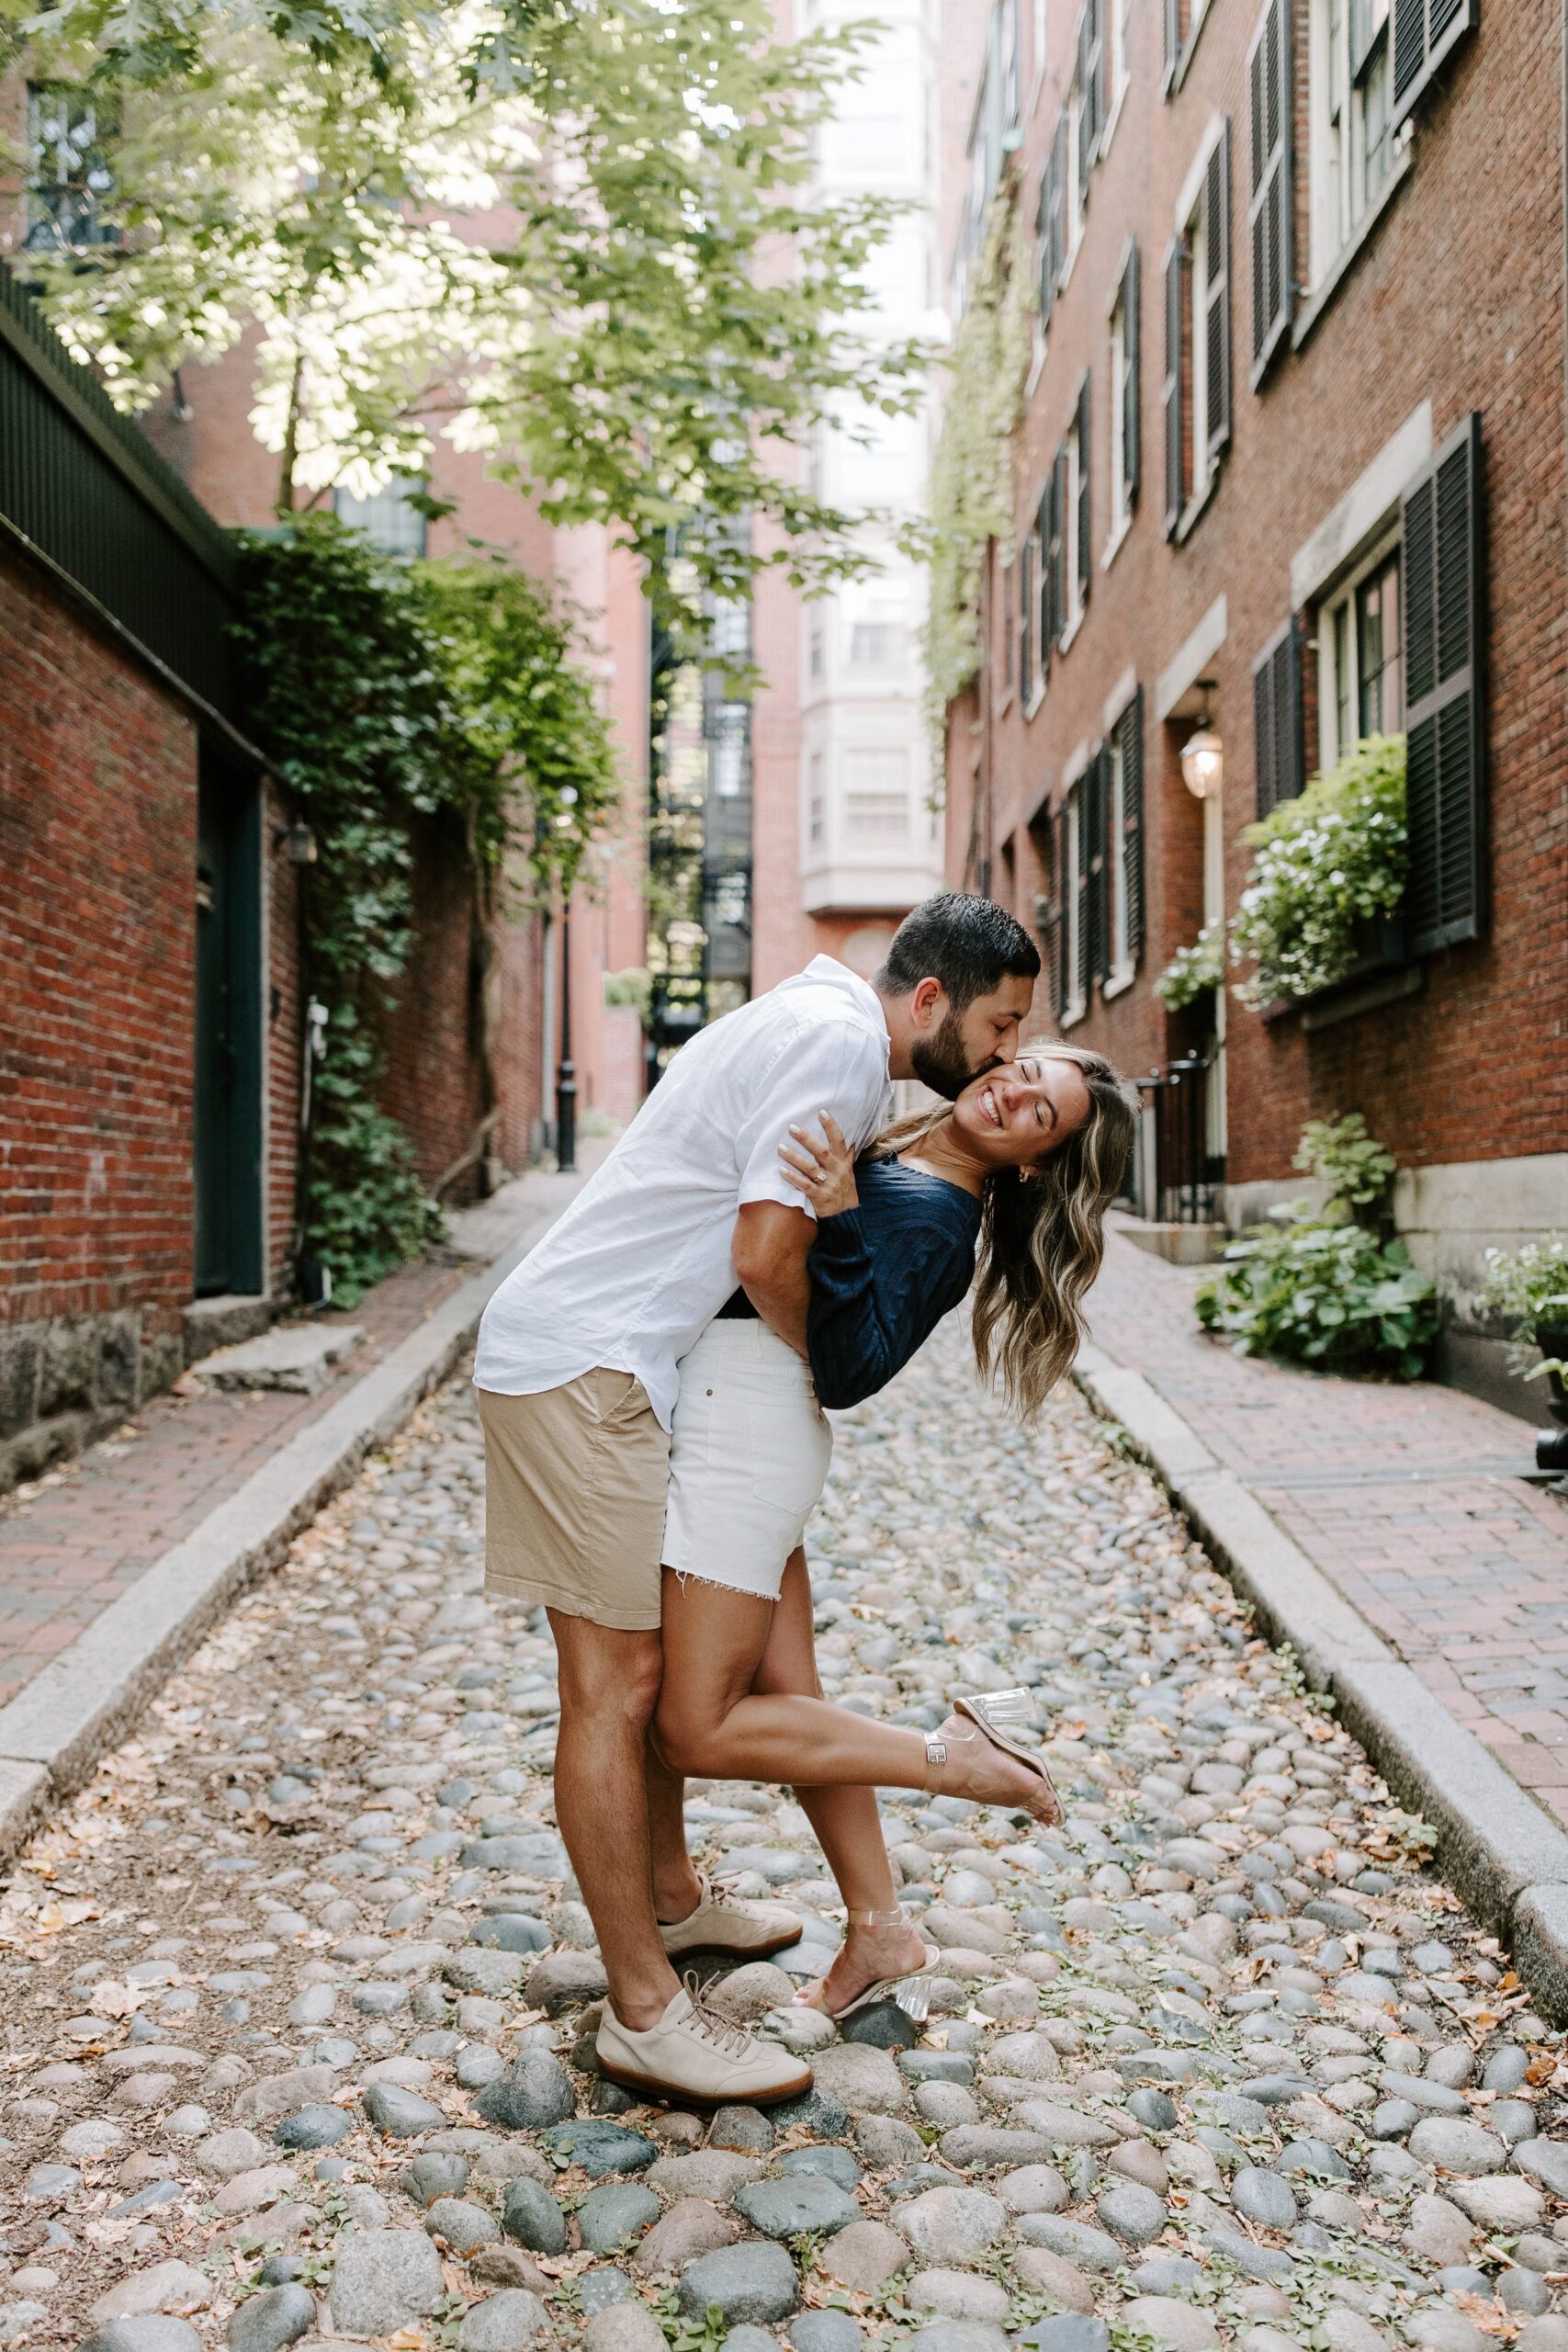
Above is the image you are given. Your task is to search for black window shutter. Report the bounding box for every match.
[1049,444,1067,647]
[1251,616,1301,819]
[1038,155,1055,324]
[1087,745,1110,984]
[1078,0,1103,195]
[1393,0,1478,131]
[1093,0,1108,141]
[1247,0,1292,385]
[1037,481,1053,666]
[1161,237,1184,537]
[1402,413,1485,954]
[1121,687,1145,961]
[1203,124,1233,463]
[1162,0,1180,92]
[1122,242,1141,504]
[1074,785,1092,1003]
[1054,808,1071,1014]
[1019,536,1034,703]
[1077,372,1093,610]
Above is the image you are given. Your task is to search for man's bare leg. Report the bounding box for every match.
[547,1610,682,2031]
[645,1736,703,1926]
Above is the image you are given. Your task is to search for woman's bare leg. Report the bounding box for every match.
[655,1569,1050,1815]
[752,1548,929,2011]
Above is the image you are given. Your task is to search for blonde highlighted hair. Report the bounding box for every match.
[874,1043,1139,1417]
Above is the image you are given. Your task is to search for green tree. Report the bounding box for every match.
[7,0,924,627]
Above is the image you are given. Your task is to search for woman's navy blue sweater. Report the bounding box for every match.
[805,1156,981,1409]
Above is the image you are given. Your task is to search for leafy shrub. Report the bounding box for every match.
[1154,918,1226,1011]
[1196,1112,1438,1380]
[1292,1112,1397,1225]
[1196,1218,1440,1379]
[1477,1237,1568,1376]
[1230,735,1407,1007]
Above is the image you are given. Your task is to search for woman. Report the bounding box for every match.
[652,1045,1138,2018]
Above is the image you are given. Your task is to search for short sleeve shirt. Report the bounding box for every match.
[473,957,891,1429]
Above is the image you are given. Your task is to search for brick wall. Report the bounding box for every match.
[952,0,1567,1185]
[0,548,198,1477]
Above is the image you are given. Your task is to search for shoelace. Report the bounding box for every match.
[683,1970,756,2060]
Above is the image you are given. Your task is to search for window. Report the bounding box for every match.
[808,752,827,848]
[849,621,905,670]
[333,477,427,558]
[1067,374,1092,632]
[26,85,118,252]
[1000,557,1015,696]
[1109,0,1132,118]
[1107,689,1145,978]
[844,748,910,842]
[1018,531,1037,707]
[1318,542,1402,767]
[1309,0,1393,286]
[1056,788,1086,1021]
[1163,124,1232,537]
[808,608,826,681]
[1108,244,1140,543]
[1075,0,1106,216]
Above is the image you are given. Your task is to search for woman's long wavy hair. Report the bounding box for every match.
[873,1044,1139,1418]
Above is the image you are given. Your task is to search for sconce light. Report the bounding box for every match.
[1179,685,1224,800]
[273,818,318,865]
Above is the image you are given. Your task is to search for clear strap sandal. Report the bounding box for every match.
[797,1905,939,2022]
[926,1686,1063,1827]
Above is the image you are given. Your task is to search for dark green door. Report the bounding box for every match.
[194,754,264,1296]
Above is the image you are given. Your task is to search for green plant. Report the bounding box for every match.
[15,0,923,630]
[1230,735,1407,1007]
[923,192,1033,731]
[1478,1237,1568,1374]
[232,517,618,1302]
[1196,1215,1440,1379]
[603,967,652,1024]
[1153,917,1225,1010]
[1293,1112,1397,1228]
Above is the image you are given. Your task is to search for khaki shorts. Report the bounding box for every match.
[479,1371,670,1632]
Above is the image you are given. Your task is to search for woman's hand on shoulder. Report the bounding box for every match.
[779,1111,859,1217]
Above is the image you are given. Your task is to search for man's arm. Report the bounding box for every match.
[733,1201,814,1354]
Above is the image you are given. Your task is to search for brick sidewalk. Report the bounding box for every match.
[1088,1220,1568,1828]
[0,1168,583,1710]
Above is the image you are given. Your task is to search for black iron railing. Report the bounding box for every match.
[0,263,238,716]
[1138,1053,1225,1224]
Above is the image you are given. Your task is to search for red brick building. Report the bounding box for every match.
[944,0,1566,1408]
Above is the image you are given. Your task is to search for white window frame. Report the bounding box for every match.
[807,751,828,851]
[1307,0,1394,291]
[1185,195,1212,510]
[1315,526,1403,769]
[1065,84,1084,273]
[1105,0,1132,144]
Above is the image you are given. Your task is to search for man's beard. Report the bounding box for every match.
[909,1008,980,1101]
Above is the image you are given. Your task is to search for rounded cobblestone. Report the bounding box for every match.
[0,1338,1561,2352]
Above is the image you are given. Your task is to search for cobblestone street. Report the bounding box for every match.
[3,1317,1566,2352]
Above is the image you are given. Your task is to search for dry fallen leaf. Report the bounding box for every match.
[89,1980,142,2017]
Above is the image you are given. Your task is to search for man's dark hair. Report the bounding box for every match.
[874,891,1041,1011]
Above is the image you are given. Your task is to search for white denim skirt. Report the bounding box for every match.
[661,1319,833,1600]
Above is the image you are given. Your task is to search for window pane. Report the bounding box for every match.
[1356,554,1402,735]
[333,479,428,559]
[1334,598,1352,757]
[27,85,119,249]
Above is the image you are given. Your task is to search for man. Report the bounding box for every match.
[474,893,1040,2102]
